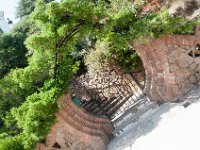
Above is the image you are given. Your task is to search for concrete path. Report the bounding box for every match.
[108,86,200,150]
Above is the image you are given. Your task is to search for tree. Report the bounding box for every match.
[0,18,31,79]
[0,0,107,148]
[0,34,27,79]
[16,0,54,19]
[0,0,199,149]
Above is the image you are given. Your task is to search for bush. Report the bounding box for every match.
[0,135,24,150]
[84,41,109,74]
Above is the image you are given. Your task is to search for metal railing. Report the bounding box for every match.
[69,67,148,120]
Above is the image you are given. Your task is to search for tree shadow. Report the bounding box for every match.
[108,86,200,150]
[108,103,179,150]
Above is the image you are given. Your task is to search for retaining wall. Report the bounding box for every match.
[35,94,113,150]
[134,25,200,101]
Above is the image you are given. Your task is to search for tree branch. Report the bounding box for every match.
[56,20,85,48]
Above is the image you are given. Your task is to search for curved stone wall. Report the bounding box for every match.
[35,25,200,150]
[35,93,113,150]
[134,25,200,101]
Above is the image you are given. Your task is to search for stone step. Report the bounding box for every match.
[83,100,94,109]
[111,94,146,120]
[101,96,120,108]
[108,97,132,115]
[112,102,158,136]
[111,96,148,122]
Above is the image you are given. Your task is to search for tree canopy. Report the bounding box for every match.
[0,0,199,149]
[0,18,31,78]
[16,0,54,18]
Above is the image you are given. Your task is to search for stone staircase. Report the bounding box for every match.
[111,97,158,137]
[82,95,140,118]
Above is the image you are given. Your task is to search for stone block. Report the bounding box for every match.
[156,62,164,73]
[177,53,194,68]
[144,83,151,95]
[167,45,175,54]
[195,57,200,64]
[175,69,187,83]
[170,36,180,45]
[35,144,47,150]
[161,84,176,101]
[189,62,198,72]
[174,36,184,46]
[168,49,181,63]
[150,84,161,101]
[163,62,170,71]
[157,73,164,85]
[151,68,157,81]
[170,63,180,73]
[155,51,168,62]
[189,76,197,84]
[171,84,181,98]
[148,42,155,52]
[195,25,200,36]
[196,73,200,81]
[182,36,195,46]
[180,79,191,93]
[161,35,171,45]
[197,65,200,71]
[164,73,176,84]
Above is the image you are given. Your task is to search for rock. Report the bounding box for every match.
[189,76,197,84]
[177,53,193,68]
[189,62,198,71]
[170,63,180,72]
[168,50,181,63]
[195,57,200,64]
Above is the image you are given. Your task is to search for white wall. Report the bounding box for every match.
[0,19,11,33]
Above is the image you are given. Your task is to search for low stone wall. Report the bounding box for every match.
[134,25,200,101]
[35,94,113,150]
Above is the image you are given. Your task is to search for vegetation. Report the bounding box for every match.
[0,0,199,149]
[0,18,31,78]
[16,0,54,18]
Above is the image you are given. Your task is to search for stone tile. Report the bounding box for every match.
[177,53,193,68]
[189,76,197,84]
[170,63,180,72]
[189,62,198,71]
[195,57,200,64]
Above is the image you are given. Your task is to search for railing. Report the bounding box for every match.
[69,67,148,120]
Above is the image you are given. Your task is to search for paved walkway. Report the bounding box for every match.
[108,86,200,150]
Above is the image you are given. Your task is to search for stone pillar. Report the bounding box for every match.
[134,25,200,102]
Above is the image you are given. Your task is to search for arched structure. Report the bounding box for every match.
[36,94,113,150]
[36,25,200,150]
[134,25,200,101]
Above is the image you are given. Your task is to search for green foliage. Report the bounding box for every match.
[1,0,105,149]
[85,41,109,74]
[98,5,200,72]
[0,33,27,78]
[0,48,51,117]
[1,0,200,149]
[12,81,59,148]
[0,135,24,150]
[16,0,54,19]
[0,111,21,137]
[0,17,34,79]
[11,17,32,34]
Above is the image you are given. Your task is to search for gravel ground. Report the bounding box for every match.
[108,86,200,150]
